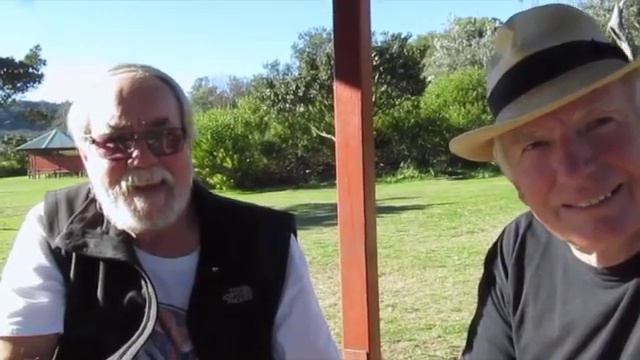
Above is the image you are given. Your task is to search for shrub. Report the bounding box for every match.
[422,67,493,131]
[421,67,496,175]
[375,97,456,175]
[0,160,26,178]
[192,98,270,189]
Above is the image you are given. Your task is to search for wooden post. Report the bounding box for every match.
[332,0,381,359]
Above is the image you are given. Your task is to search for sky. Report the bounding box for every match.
[1,0,575,103]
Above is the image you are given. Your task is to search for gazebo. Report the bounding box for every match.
[16,128,84,178]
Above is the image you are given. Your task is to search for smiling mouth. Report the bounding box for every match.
[564,184,623,209]
[131,180,167,191]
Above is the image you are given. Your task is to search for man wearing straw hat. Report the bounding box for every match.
[450,4,640,359]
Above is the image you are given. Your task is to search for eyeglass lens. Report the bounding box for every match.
[90,128,185,160]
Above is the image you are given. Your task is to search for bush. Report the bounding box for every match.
[192,98,271,189]
[260,110,336,187]
[422,67,493,131]
[379,162,433,184]
[375,68,494,178]
[421,67,496,174]
[0,160,26,178]
[375,97,453,174]
[0,134,29,169]
[192,67,499,189]
[193,95,337,190]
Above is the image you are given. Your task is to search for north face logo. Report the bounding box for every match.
[222,285,253,304]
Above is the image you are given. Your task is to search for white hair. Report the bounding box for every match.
[66,63,195,146]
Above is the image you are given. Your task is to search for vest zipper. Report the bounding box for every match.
[107,263,158,360]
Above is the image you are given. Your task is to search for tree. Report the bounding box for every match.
[189,76,250,113]
[413,31,436,59]
[422,17,501,80]
[372,32,427,115]
[422,67,492,131]
[251,28,428,135]
[192,98,269,188]
[226,77,250,103]
[579,0,640,58]
[190,77,222,112]
[419,67,495,172]
[374,98,453,173]
[252,28,334,114]
[0,45,47,106]
[0,133,28,169]
[251,27,336,142]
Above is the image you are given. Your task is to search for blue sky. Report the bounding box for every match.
[1,0,574,103]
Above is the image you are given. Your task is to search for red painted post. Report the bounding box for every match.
[332,0,381,359]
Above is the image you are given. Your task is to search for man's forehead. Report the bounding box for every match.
[86,74,179,133]
[104,116,170,130]
[499,123,546,146]
[501,82,629,141]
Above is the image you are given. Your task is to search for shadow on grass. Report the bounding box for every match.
[376,196,418,202]
[200,178,337,195]
[285,202,453,230]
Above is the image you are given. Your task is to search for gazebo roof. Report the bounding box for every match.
[16,128,76,151]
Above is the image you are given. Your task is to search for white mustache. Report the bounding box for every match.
[119,167,174,192]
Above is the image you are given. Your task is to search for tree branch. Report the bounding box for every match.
[309,123,336,142]
[607,0,637,59]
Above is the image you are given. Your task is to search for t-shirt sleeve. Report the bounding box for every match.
[461,229,516,360]
[272,235,340,360]
[0,202,66,336]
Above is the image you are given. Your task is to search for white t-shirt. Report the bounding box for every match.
[134,246,199,357]
[0,202,340,360]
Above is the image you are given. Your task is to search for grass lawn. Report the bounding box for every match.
[0,175,526,359]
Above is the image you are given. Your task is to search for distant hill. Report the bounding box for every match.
[0,100,71,137]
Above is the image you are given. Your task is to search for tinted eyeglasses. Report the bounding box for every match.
[84,127,186,160]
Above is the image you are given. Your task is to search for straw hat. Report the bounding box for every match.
[449,3,640,162]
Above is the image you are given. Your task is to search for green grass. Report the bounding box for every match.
[0,175,525,359]
[0,176,86,265]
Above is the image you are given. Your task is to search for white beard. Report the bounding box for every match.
[88,165,192,233]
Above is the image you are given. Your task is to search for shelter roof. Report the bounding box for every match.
[16,128,76,151]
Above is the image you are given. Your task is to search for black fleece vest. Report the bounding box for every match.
[42,181,294,359]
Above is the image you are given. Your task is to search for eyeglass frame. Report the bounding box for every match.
[82,127,187,160]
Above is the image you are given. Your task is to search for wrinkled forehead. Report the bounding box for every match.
[87,74,181,134]
[500,79,634,143]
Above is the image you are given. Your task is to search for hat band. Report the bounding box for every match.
[488,40,629,117]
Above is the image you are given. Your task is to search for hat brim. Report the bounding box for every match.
[449,59,640,162]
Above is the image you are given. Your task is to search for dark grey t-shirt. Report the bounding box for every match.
[463,212,640,360]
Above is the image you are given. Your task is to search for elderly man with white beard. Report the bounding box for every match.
[0,64,339,359]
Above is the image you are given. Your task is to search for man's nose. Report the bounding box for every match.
[555,136,595,180]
